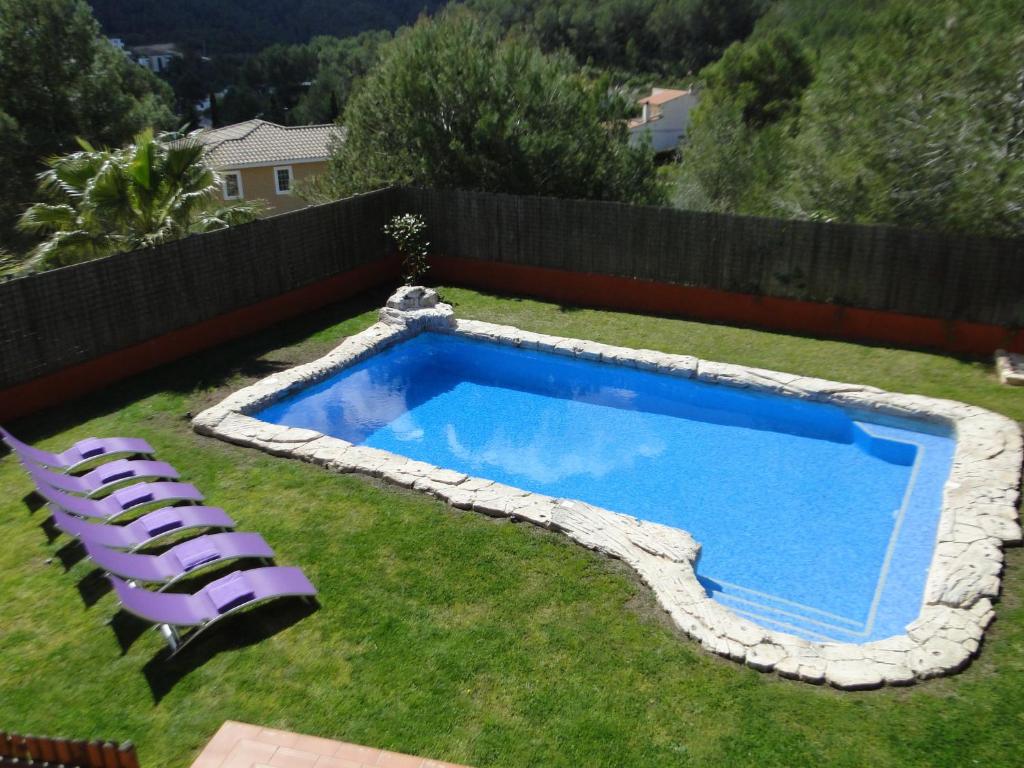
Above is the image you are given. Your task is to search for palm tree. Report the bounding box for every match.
[18,128,262,270]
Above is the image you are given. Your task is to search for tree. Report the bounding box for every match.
[217,43,320,125]
[789,0,1024,236]
[702,30,813,129]
[317,10,663,205]
[0,0,175,248]
[672,0,1024,237]
[674,30,811,214]
[291,32,392,124]
[18,130,262,271]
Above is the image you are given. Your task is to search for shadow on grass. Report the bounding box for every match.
[23,491,44,513]
[55,539,87,570]
[141,597,319,703]
[77,568,112,607]
[39,515,61,544]
[110,610,152,655]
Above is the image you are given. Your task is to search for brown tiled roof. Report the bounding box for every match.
[638,88,691,106]
[193,120,343,169]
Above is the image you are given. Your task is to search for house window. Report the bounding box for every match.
[222,172,242,200]
[274,166,293,195]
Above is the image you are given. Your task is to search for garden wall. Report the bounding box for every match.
[2,185,1022,421]
[0,188,400,398]
[400,187,1024,328]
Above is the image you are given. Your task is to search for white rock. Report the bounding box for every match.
[826,660,884,690]
[746,643,786,671]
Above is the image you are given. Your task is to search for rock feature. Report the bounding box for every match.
[193,286,1023,689]
[378,285,455,331]
[995,349,1024,386]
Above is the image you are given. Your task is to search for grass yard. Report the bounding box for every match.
[1,286,1022,768]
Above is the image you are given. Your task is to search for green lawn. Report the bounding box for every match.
[2,286,1022,768]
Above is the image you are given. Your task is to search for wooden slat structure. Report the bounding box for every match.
[1,185,1022,393]
[401,187,1024,328]
[0,187,398,391]
[0,732,138,768]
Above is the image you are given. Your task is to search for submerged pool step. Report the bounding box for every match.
[851,421,919,466]
[709,583,871,643]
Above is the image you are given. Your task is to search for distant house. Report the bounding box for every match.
[628,87,699,154]
[130,43,182,73]
[192,120,342,215]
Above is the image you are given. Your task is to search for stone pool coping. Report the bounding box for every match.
[193,287,1023,689]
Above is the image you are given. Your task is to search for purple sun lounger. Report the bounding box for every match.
[28,459,180,498]
[51,507,236,551]
[31,470,204,521]
[1,425,155,473]
[85,533,274,590]
[109,566,317,654]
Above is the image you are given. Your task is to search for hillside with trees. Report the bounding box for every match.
[676,0,1024,237]
[214,31,391,126]
[107,0,769,130]
[466,0,767,76]
[87,0,447,53]
[7,0,1019,251]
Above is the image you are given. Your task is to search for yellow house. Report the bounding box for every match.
[194,120,342,215]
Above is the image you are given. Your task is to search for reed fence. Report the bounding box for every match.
[0,732,138,768]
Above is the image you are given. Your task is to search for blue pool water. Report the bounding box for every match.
[257,333,955,642]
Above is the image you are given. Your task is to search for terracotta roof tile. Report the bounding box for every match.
[638,88,691,106]
[194,120,343,169]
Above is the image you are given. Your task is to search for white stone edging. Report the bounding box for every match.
[193,286,1022,689]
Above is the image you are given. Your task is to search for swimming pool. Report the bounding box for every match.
[196,287,1021,687]
[257,332,955,643]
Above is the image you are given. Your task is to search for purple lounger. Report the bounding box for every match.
[85,533,274,590]
[31,471,204,521]
[52,507,236,552]
[1,425,155,473]
[28,459,180,498]
[109,566,317,654]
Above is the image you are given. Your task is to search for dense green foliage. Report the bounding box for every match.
[18,130,261,271]
[317,11,663,205]
[88,0,764,70]
[466,0,767,76]
[0,0,175,250]
[87,0,445,54]
[216,32,391,126]
[677,0,1024,237]
[100,0,767,130]
[2,287,1024,768]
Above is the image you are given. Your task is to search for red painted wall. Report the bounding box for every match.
[431,255,1024,356]
[3,253,1018,423]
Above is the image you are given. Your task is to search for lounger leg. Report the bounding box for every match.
[159,623,181,653]
[167,624,209,657]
